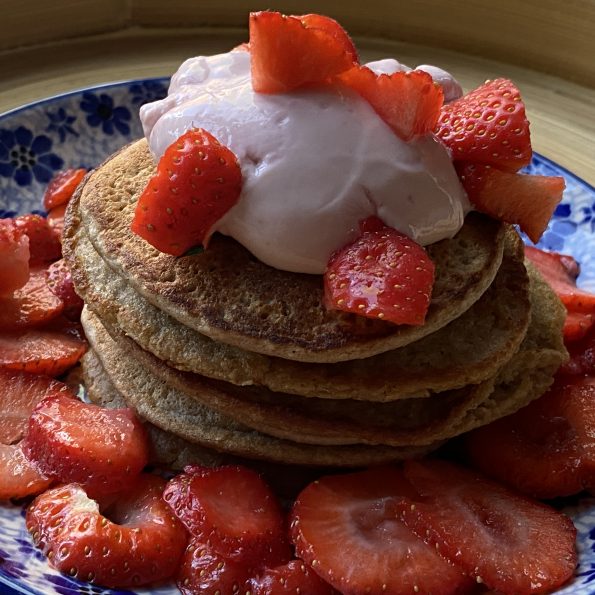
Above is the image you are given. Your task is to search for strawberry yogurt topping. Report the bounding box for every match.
[140,50,470,274]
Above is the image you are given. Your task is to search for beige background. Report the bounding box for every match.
[0,0,594,184]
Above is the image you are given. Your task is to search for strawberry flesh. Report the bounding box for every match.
[46,203,67,240]
[46,259,84,318]
[22,393,149,499]
[248,560,337,595]
[397,460,577,595]
[14,214,62,264]
[0,443,52,500]
[26,477,187,588]
[43,168,87,211]
[437,78,532,172]
[0,219,30,295]
[325,216,435,325]
[290,467,471,595]
[131,128,242,256]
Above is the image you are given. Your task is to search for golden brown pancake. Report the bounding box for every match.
[66,139,507,363]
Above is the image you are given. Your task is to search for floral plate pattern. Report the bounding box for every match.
[1,80,595,595]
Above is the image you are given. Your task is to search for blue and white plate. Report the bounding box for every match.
[1,80,595,595]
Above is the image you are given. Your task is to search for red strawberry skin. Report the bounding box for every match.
[249,11,357,93]
[22,393,150,499]
[26,477,187,588]
[0,219,30,295]
[457,162,564,243]
[131,129,242,256]
[43,168,87,211]
[248,560,337,595]
[397,460,577,595]
[46,259,84,318]
[290,467,471,595]
[436,78,532,172]
[14,214,62,264]
[325,216,435,325]
[338,66,444,141]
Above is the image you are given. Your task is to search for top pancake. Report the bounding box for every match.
[69,139,507,363]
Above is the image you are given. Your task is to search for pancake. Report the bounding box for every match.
[66,139,507,363]
[82,257,565,448]
[66,216,531,400]
[81,310,440,467]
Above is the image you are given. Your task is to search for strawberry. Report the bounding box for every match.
[290,467,471,595]
[559,326,595,377]
[46,203,67,239]
[436,78,532,172]
[397,460,577,594]
[0,265,64,331]
[0,368,69,445]
[46,259,83,318]
[324,216,435,325]
[338,66,444,141]
[456,162,564,243]
[0,444,52,500]
[163,465,290,567]
[564,311,595,342]
[26,476,187,588]
[0,219,30,295]
[14,214,62,264]
[248,560,337,595]
[22,392,149,499]
[131,129,242,256]
[177,540,254,595]
[465,381,595,498]
[0,321,87,376]
[42,168,87,211]
[249,11,357,94]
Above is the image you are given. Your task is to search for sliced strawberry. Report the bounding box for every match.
[46,259,83,318]
[249,560,337,595]
[0,219,30,295]
[0,265,64,331]
[560,326,595,377]
[22,393,149,499]
[46,203,67,239]
[0,443,52,500]
[436,78,532,172]
[14,214,62,264]
[324,216,435,325]
[163,465,289,567]
[42,168,87,211]
[26,477,187,588]
[338,66,444,141]
[0,368,69,444]
[290,467,471,595]
[397,460,577,594]
[177,540,254,595]
[465,382,595,498]
[249,11,357,93]
[564,311,595,342]
[131,128,242,256]
[456,162,564,243]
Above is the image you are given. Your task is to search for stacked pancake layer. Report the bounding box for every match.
[63,140,568,468]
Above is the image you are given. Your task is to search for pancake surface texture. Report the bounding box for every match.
[70,139,507,362]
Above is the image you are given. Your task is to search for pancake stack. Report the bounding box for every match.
[63,139,568,470]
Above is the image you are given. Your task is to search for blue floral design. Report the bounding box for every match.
[80,93,131,136]
[129,81,168,106]
[46,108,79,143]
[0,126,64,186]
[45,573,134,595]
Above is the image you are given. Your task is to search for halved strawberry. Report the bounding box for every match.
[564,311,595,342]
[338,66,444,141]
[290,467,471,595]
[248,560,337,595]
[436,78,532,172]
[163,465,290,567]
[324,216,435,325]
[0,444,52,500]
[0,265,64,331]
[249,11,357,93]
[14,214,62,264]
[46,259,83,319]
[22,393,149,499]
[397,460,577,594]
[465,382,595,498]
[0,319,87,376]
[42,168,87,211]
[0,368,69,445]
[0,219,30,295]
[456,162,564,243]
[177,539,253,595]
[46,203,67,239]
[26,477,187,588]
[131,129,242,256]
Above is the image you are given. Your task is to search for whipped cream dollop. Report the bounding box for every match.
[141,51,470,274]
